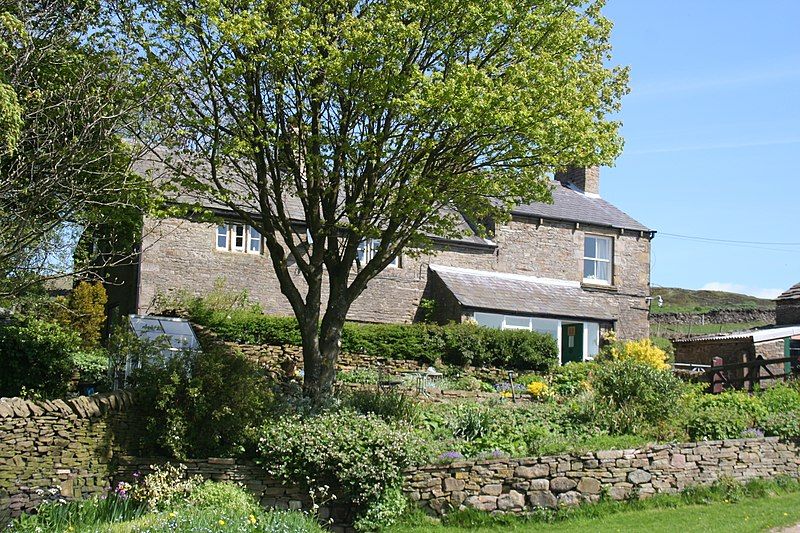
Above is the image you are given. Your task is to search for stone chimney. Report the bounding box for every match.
[555,166,600,196]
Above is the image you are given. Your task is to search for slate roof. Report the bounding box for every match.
[430,264,616,321]
[778,283,800,301]
[513,180,652,233]
[132,149,650,242]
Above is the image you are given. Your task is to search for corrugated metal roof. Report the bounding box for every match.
[778,283,800,301]
[674,324,800,344]
[513,181,652,233]
[429,264,616,320]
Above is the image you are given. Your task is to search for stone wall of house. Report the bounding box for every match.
[0,391,141,520]
[777,301,800,326]
[137,215,651,339]
[403,437,800,516]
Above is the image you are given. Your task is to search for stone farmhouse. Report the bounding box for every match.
[107,164,655,365]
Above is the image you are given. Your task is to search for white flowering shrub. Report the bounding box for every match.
[257,410,419,522]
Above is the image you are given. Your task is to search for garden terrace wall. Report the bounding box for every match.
[231,341,510,382]
[113,457,352,529]
[0,391,141,520]
[403,437,800,516]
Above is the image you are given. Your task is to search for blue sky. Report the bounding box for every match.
[600,1,800,299]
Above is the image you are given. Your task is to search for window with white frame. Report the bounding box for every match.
[356,238,399,267]
[583,235,613,284]
[215,223,263,255]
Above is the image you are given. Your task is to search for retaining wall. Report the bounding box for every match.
[403,437,800,515]
[0,391,141,519]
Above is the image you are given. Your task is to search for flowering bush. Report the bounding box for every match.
[526,381,550,399]
[257,410,420,512]
[131,463,202,511]
[602,333,670,370]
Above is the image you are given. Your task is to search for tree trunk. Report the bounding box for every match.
[302,294,348,404]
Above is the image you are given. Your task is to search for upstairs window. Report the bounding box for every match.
[356,238,399,268]
[583,235,612,284]
[215,223,263,255]
[216,225,228,250]
[249,227,262,253]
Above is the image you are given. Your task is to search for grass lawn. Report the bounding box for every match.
[392,491,800,533]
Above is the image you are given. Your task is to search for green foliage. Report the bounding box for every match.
[8,494,145,532]
[441,322,488,366]
[0,316,82,398]
[129,342,273,459]
[71,349,110,387]
[760,383,800,413]
[188,481,260,516]
[591,359,684,434]
[686,406,749,441]
[353,485,409,533]
[550,362,596,396]
[342,389,419,423]
[132,463,203,511]
[761,411,800,440]
[196,308,558,371]
[257,410,419,510]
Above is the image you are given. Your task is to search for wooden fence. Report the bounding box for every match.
[706,354,800,393]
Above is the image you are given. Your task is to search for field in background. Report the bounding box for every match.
[649,287,775,315]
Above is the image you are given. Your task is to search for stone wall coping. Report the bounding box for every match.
[0,390,134,420]
[402,436,784,473]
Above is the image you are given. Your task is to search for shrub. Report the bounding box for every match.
[53,281,107,348]
[591,359,684,434]
[527,381,550,399]
[129,341,274,459]
[442,322,488,366]
[686,406,749,441]
[0,316,82,398]
[604,337,670,370]
[760,383,800,414]
[484,328,558,371]
[760,411,800,440]
[257,410,419,509]
[71,349,110,387]
[353,485,409,532]
[550,362,596,396]
[342,322,442,363]
[188,480,260,516]
[342,389,419,422]
[337,368,379,385]
[132,463,203,511]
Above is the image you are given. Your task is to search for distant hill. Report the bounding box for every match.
[649,287,775,315]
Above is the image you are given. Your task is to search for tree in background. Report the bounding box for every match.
[120,0,628,402]
[0,0,154,298]
[54,281,108,348]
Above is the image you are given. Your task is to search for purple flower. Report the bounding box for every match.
[741,428,765,439]
[438,451,465,461]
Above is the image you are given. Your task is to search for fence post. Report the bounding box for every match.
[711,357,724,394]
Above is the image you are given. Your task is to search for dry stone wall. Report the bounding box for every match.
[403,437,800,515]
[0,391,141,520]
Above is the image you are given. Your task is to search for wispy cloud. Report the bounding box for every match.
[629,65,800,98]
[700,282,783,300]
[625,138,800,156]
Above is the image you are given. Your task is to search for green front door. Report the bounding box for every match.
[561,323,584,364]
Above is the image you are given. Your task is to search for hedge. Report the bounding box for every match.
[195,311,558,372]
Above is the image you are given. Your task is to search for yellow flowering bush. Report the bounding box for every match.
[611,338,670,370]
[526,381,549,399]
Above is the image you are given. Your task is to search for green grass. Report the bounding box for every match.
[650,287,774,315]
[391,478,800,533]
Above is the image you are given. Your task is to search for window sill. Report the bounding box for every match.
[581,282,618,292]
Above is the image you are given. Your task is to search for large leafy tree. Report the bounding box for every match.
[120,0,628,401]
[0,0,152,296]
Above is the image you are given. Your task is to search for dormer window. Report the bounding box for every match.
[583,235,612,285]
